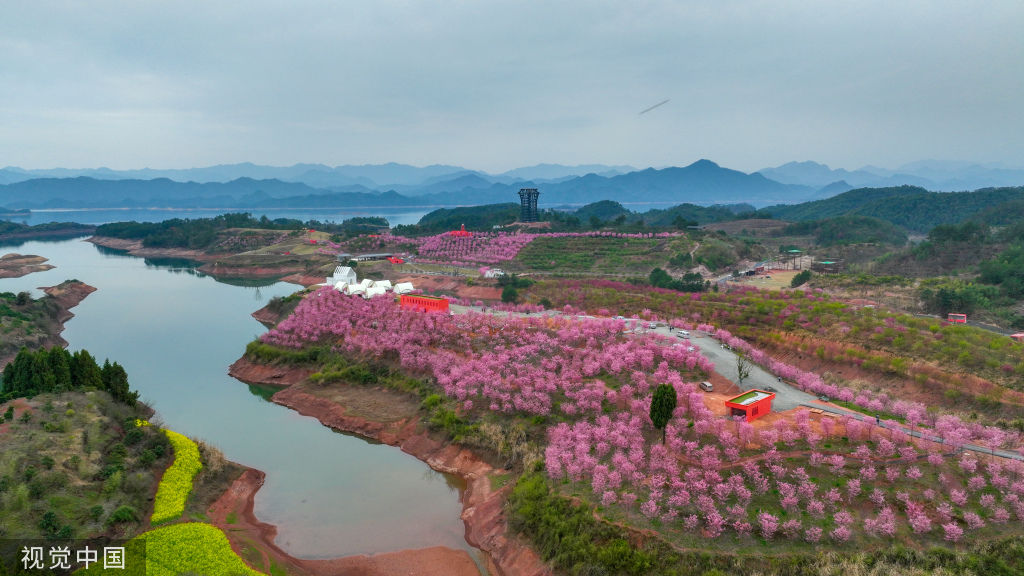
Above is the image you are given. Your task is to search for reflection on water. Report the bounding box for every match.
[246,383,281,402]
[0,238,481,567]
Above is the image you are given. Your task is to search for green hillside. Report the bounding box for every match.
[769,186,1024,232]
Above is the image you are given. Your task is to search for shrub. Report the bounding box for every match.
[151,430,203,524]
[107,505,139,525]
[791,270,812,288]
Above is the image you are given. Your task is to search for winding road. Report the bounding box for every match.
[448,304,1024,462]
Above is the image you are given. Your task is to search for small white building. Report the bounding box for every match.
[484,268,505,278]
[363,286,388,299]
[334,281,349,292]
[358,278,374,289]
[345,284,366,296]
[372,280,393,291]
[327,266,357,286]
[394,282,415,295]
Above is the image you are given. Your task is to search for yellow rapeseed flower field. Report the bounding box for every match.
[151,429,203,524]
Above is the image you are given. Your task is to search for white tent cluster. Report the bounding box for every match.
[323,265,415,299]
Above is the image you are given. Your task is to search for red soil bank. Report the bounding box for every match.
[227,357,552,576]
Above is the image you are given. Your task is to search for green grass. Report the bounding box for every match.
[515,237,670,272]
[831,400,907,424]
[0,391,168,540]
[729,391,759,403]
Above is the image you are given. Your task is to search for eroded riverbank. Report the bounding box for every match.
[228,356,552,576]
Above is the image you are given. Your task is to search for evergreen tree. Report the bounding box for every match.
[31,352,56,394]
[103,361,137,406]
[3,348,137,405]
[100,359,113,392]
[8,348,34,397]
[71,350,103,390]
[649,384,678,445]
[46,346,73,391]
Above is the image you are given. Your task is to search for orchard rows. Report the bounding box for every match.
[264,289,1024,546]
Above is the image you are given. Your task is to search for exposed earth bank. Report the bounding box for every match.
[227,357,552,576]
[0,253,55,278]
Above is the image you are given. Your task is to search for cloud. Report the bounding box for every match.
[1,0,1022,172]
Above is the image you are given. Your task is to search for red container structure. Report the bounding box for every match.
[387,256,405,264]
[724,389,776,422]
[399,294,450,313]
[450,224,472,237]
[947,313,967,323]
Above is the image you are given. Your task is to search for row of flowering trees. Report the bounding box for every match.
[317,230,688,267]
[262,289,1024,546]
[262,287,711,416]
[686,324,1021,454]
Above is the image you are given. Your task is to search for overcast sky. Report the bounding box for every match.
[2,1,1022,173]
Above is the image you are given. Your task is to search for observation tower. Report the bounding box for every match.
[518,188,540,223]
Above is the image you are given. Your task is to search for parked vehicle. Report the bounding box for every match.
[699,381,714,392]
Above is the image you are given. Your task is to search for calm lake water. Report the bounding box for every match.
[0,237,482,566]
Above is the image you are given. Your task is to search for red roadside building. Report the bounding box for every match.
[724,389,776,422]
[399,294,450,313]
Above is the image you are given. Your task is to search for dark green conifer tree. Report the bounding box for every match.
[71,349,103,390]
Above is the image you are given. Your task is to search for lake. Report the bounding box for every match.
[0,237,484,567]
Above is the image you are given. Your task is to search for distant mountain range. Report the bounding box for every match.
[2,159,1022,212]
[0,160,815,210]
[758,160,1024,193]
[0,162,637,190]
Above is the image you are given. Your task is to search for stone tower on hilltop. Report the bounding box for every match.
[518,188,540,223]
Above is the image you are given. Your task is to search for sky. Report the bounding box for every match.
[2,1,1023,173]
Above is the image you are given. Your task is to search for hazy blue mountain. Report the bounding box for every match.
[757,161,884,188]
[400,173,495,196]
[330,163,470,186]
[283,169,379,189]
[814,180,854,198]
[0,169,33,185]
[497,163,637,181]
[760,160,1024,192]
[0,160,814,210]
[0,177,325,209]
[541,160,813,205]
[0,163,333,183]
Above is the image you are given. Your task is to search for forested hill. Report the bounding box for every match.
[767,185,1024,232]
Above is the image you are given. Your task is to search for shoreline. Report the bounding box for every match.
[88,236,318,281]
[0,227,96,243]
[0,281,97,367]
[0,253,54,279]
[227,357,551,576]
[87,236,217,262]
